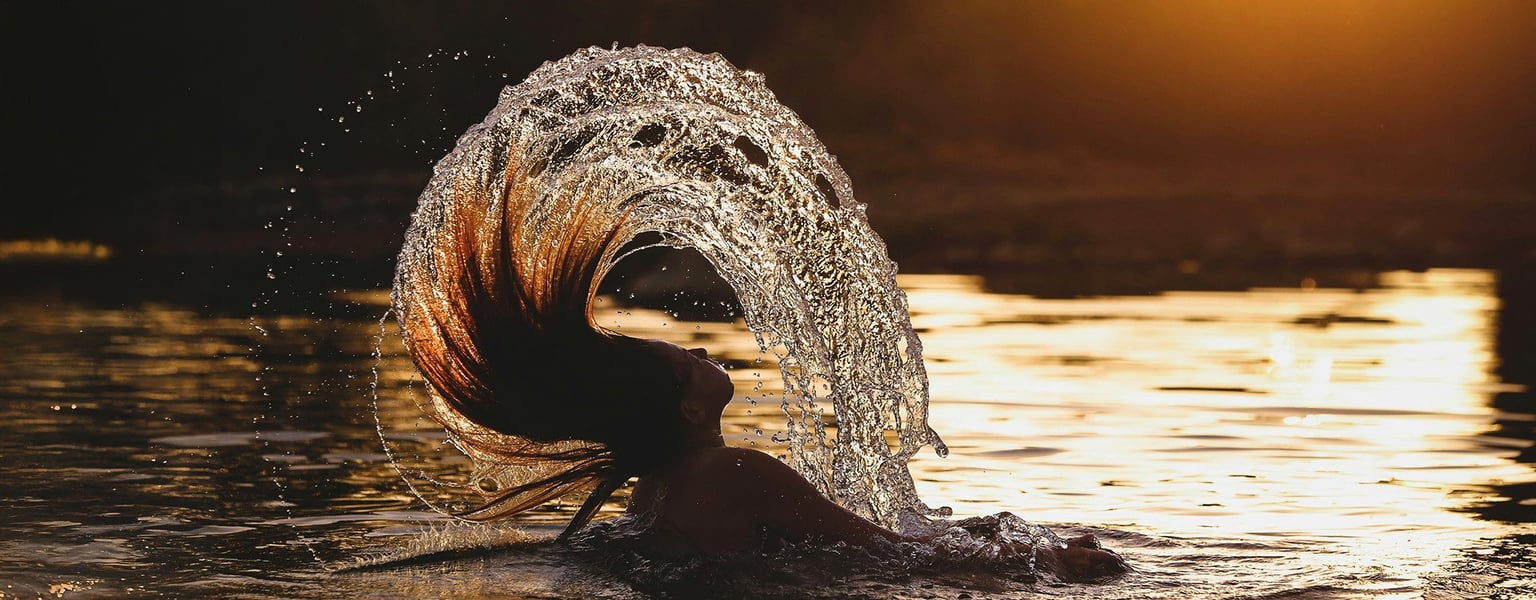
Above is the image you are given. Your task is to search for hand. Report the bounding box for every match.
[1036,534,1129,581]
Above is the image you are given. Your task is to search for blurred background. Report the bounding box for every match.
[5,0,1534,420]
[5,0,1534,278]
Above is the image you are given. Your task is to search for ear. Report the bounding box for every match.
[680,396,708,425]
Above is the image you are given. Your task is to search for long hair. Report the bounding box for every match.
[393,148,689,537]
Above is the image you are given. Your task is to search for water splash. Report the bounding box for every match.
[332,522,546,572]
[392,45,945,528]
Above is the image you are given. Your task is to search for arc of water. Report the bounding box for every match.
[395,46,945,529]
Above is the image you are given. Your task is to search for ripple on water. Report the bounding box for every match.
[151,430,331,447]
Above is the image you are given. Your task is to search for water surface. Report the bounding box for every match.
[1,267,1532,598]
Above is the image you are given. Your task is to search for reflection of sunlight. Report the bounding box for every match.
[0,238,112,262]
[900,268,1528,588]
[355,269,1529,590]
[10,261,1525,599]
[1268,331,1297,371]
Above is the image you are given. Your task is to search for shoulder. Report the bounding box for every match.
[681,447,812,500]
[690,447,796,479]
[692,446,787,468]
[640,447,801,553]
[687,447,903,547]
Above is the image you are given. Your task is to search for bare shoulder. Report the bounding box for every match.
[687,447,805,489]
[670,446,826,514]
[663,446,900,549]
[698,446,790,468]
[693,447,901,546]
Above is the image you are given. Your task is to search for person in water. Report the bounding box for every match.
[625,338,1127,578]
[392,43,1124,575]
[391,165,1126,577]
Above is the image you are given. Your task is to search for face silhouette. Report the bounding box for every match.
[646,340,732,427]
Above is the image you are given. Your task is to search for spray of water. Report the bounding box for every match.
[391,45,946,529]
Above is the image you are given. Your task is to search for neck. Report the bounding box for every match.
[681,425,726,450]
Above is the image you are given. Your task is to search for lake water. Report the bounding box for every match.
[2,266,1532,598]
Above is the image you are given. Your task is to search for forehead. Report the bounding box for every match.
[640,339,693,380]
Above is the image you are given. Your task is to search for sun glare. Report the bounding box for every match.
[902,269,1525,583]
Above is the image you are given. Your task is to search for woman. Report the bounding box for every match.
[623,339,1127,579]
[392,164,1125,581]
[390,47,1123,578]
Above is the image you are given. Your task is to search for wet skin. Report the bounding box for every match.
[625,340,1128,579]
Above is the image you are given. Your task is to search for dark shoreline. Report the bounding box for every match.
[5,169,1533,309]
[15,173,1534,277]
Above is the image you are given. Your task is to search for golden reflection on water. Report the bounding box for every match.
[367,267,1532,561]
[4,267,1533,596]
[339,269,1535,592]
[897,268,1529,583]
[0,238,112,262]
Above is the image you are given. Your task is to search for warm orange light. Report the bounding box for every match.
[900,269,1525,585]
[0,238,112,262]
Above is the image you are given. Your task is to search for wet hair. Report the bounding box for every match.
[392,152,690,537]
